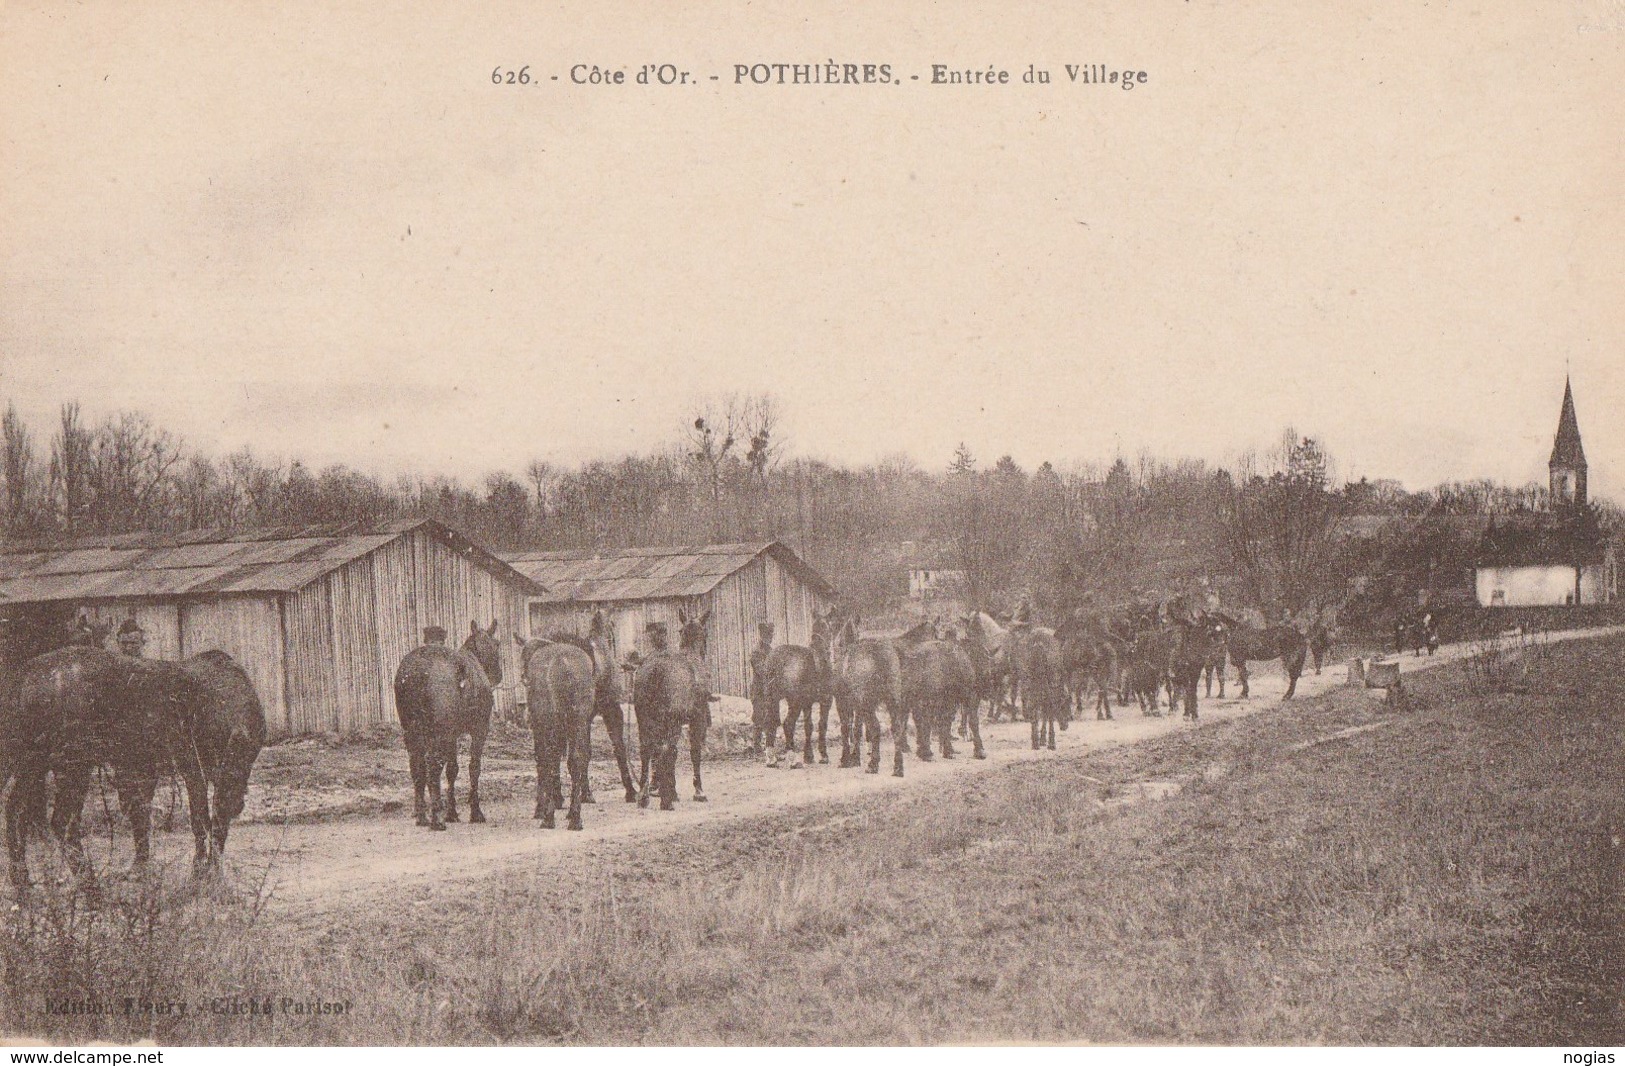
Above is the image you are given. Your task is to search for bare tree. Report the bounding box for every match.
[3,402,41,535]
[1219,429,1343,615]
[49,402,94,535]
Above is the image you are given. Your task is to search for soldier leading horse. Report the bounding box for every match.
[393,621,499,830]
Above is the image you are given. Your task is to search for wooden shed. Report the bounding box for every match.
[502,542,836,699]
[0,518,542,737]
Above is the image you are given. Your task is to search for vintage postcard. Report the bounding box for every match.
[0,0,1620,1052]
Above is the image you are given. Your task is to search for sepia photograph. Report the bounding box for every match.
[0,0,1621,1052]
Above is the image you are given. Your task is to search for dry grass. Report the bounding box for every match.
[4,636,1620,1045]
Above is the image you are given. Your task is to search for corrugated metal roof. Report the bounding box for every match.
[0,519,544,604]
[502,541,834,603]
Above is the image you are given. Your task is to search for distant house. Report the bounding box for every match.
[1473,379,1618,607]
[1474,518,1617,607]
[0,518,544,736]
[501,541,835,700]
[900,541,965,600]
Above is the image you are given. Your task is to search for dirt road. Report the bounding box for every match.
[101,627,1625,919]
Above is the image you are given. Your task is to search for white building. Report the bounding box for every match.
[1473,379,1618,607]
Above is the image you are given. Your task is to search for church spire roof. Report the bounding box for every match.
[1549,377,1586,469]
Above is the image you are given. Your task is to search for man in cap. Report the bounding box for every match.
[621,620,666,675]
[116,618,147,657]
[749,622,778,763]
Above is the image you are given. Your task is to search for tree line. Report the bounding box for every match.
[2,394,1611,621]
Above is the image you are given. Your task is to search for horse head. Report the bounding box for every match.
[462,619,502,685]
[834,610,862,655]
[676,607,710,656]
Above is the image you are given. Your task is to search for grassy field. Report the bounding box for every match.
[3,634,1620,1045]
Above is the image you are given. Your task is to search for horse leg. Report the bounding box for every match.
[690,712,708,802]
[966,698,986,760]
[889,704,909,777]
[602,703,637,803]
[566,718,589,831]
[442,741,461,823]
[531,713,550,820]
[940,708,957,759]
[800,699,816,766]
[49,766,93,883]
[835,696,856,768]
[659,723,680,811]
[858,707,877,774]
[537,714,559,829]
[914,706,935,761]
[1029,687,1041,750]
[634,707,654,809]
[174,763,214,874]
[425,744,447,831]
[1237,661,1250,699]
[1284,650,1305,699]
[6,771,41,891]
[406,740,428,825]
[466,726,487,823]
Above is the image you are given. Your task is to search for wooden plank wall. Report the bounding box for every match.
[283,583,339,734]
[178,597,288,735]
[528,557,830,701]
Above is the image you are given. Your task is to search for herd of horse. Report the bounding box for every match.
[0,592,1347,892]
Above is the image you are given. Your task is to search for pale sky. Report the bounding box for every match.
[2,2,1621,498]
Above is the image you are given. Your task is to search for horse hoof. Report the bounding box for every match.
[428,823,448,832]
[974,750,987,760]
[415,816,430,827]
[693,793,708,803]
[541,817,556,830]
[624,790,638,803]
[637,796,650,809]
[582,792,597,805]
[659,800,675,811]
[445,811,460,823]
[470,811,486,824]
[868,764,881,775]
[819,755,829,764]
[567,819,583,831]
[892,767,905,778]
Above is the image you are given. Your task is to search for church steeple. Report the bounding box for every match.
[1548,377,1587,509]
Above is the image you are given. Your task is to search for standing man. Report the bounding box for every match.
[749,622,778,764]
[116,618,147,657]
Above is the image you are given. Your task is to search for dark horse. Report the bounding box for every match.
[763,611,836,767]
[1167,614,1228,721]
[894,621,982,767]
[1055,613,1121,720]
[1124,624,1172,716]
[393,621,499,830]
[4,648,217,890]
[177,650,268,857]
[831,612,908,775]
[1008,625,1066,750]
[631,609,713,809]
[1210,612,1308,699]
[518,610,632,831]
